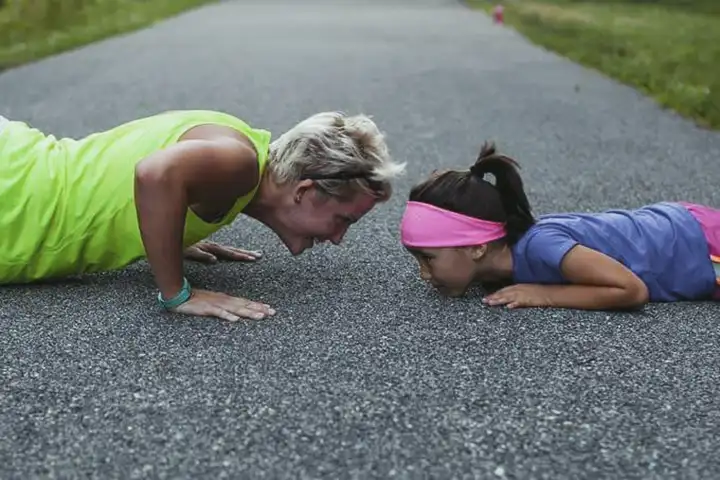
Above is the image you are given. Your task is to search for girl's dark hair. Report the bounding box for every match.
[408,141,535,245]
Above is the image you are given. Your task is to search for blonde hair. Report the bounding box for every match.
[268,111,405,201]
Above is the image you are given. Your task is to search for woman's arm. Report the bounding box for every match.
[134,136,259,300]
[484,245,650,310]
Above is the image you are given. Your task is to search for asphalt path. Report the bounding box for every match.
[2,0,720,478]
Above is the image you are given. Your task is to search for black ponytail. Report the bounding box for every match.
[469,142,535,243]
[408,141,535,245]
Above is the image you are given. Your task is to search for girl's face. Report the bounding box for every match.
[408,247,482,297]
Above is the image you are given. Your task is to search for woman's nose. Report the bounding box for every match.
[329,225,348,245]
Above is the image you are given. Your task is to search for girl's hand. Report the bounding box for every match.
[482,284,553,309]
[172,288,276,322]
[184,241,262,263]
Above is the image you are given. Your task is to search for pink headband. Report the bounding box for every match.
[400,201,507,248]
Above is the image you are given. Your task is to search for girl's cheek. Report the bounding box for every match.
[418,262,432,280]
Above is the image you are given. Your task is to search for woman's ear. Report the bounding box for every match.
[470,244,488,261]
[293,179,314,204]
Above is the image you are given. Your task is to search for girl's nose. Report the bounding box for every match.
[419,264,432,281]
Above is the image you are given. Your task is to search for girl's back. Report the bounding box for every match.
[511,202,717,301]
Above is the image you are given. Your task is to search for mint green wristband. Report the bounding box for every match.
[157,277,192,310]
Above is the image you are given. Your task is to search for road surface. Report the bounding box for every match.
[2,0,720,478]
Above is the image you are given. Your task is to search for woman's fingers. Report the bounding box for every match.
[185,246,218,263]
[172,289,276,322]
[200,242,262,262]
[222,296,276,317]
[206,306,241,322]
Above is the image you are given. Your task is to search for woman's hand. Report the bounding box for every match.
[184,241,262,263]
[134,135,262,305]
[172,288,275,322]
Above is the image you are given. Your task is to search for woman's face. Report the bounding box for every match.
[275,182,379,256]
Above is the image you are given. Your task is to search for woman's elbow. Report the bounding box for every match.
[134,158,184,199]
[135,158,170,188]
[134,161,187,218]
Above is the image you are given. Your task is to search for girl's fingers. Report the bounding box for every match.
[484,296,506,306]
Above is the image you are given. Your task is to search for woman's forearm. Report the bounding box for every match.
[134,166,188,300]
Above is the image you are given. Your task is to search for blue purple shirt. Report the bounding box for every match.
[511,202,716,302]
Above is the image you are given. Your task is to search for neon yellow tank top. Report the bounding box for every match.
[0,110,271,284]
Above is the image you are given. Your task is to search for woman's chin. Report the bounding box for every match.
[282,237,308,256]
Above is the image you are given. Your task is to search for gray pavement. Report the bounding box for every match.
[2,0,720,478]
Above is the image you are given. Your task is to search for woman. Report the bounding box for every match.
[0,109,405,321]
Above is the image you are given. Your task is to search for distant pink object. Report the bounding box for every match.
[493,5,504,24]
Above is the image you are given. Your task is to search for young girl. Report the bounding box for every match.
[400,142,720,310]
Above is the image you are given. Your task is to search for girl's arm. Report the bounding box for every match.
[484,245,650,310]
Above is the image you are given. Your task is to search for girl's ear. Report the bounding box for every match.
[470,244,488,261]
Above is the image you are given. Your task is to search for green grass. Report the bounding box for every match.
[466,0,720,129]
[0,0,218,70]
